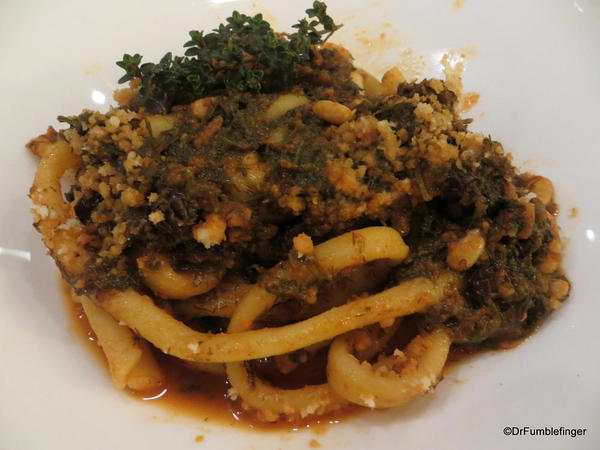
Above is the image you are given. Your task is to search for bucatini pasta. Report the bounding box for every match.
[28,2,569,425]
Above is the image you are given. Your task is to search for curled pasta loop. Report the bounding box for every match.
[327,326,451,409]
[226,286,346,422]
[226,316,401,421]
[137,254,225,299]
[226,363,344,422]
[29,134,90,274]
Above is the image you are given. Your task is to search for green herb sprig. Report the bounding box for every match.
[116,1,339,111]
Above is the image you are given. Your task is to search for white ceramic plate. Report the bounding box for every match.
[1,0,599,449]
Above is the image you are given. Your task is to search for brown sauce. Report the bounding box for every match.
[60,279,362,432]
[569,207,579,219]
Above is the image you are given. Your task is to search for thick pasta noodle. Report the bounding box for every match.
[28,2,569,425]
[137,254,225,299]
[328,328,452,408]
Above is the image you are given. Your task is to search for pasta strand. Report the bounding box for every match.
[102,275,451,363]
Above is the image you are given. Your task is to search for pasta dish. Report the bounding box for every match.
[28,2,569,424]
